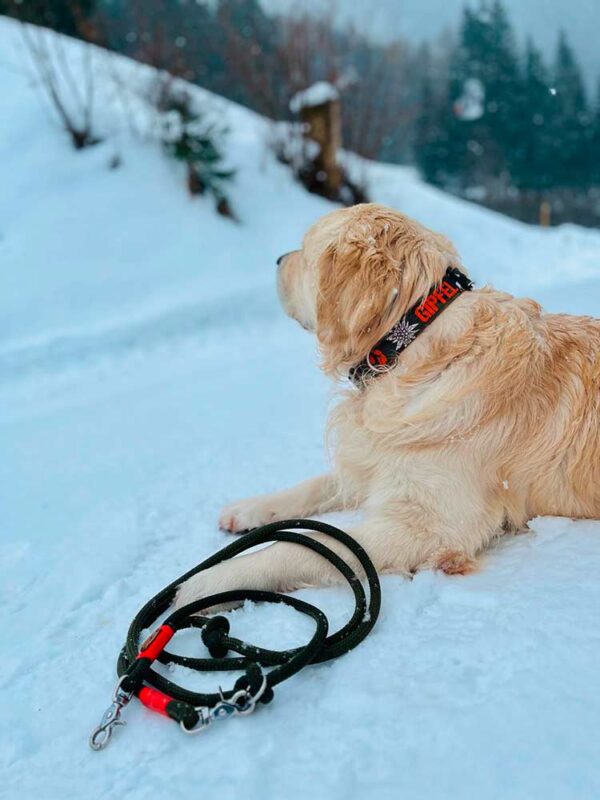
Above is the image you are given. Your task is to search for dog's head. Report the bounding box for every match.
[277,203,463,375]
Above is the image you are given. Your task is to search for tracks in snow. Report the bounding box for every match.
[0,284,282,385]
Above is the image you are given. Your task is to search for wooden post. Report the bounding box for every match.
[539,200,552,227]
[290,83,343,198]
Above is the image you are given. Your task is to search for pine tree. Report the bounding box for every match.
[425,0,522,191]
[592,80,600,185]
[515,39,554,189]
[487,0,524,177]
[441,7,480,186]
[415,52,451,186]
[550,30,589,186]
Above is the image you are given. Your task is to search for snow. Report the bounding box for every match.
[1,18,600,800]
[454,78,485,122]
[290,81,340,113]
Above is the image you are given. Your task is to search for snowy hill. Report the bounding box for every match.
[1,18,600,800]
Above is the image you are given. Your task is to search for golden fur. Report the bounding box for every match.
[176,203,600,608]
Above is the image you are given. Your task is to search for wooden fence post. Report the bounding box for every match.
[290,82,343,198]
[539,200,552,227]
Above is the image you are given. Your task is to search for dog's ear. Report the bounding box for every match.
[316,208,459,375]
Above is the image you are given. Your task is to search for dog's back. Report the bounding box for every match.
[528,311,600,519]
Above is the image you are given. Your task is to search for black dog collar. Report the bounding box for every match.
[348,267,474,386]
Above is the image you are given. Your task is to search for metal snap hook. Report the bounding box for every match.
[89,676,133,751]
[89,703,126,750]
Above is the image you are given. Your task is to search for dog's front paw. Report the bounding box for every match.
[218,497,280,534]
[174,564,242,613]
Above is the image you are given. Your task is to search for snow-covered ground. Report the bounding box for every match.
[1,18,600,800]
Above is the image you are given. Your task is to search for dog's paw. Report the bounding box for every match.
[174,565,242,613]
[218,498,280,534]
[434,549,478,576]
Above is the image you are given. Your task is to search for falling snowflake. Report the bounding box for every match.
[388,319,419,350]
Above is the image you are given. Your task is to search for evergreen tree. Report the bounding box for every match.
[592,80,600,185]
[415,54,452,186]
[515,39,554,189]
[421,1,522,191]
[415,1,598,203]
[550,30,589,186]
[487,0,524,176]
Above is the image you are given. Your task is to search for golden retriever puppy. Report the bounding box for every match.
[176,203,600,607]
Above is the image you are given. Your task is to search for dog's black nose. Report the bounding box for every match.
[277,252,291,267]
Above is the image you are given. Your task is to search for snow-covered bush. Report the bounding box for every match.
[154,80,236,219]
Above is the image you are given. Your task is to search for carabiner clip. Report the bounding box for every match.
[179,675,268,735]
[89,676,133,751]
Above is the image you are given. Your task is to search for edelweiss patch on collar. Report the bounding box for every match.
[348,267,474,386]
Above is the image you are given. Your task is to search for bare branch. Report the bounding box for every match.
[19,21,99,150]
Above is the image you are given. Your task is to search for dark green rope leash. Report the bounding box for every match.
[90,519,381,750]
